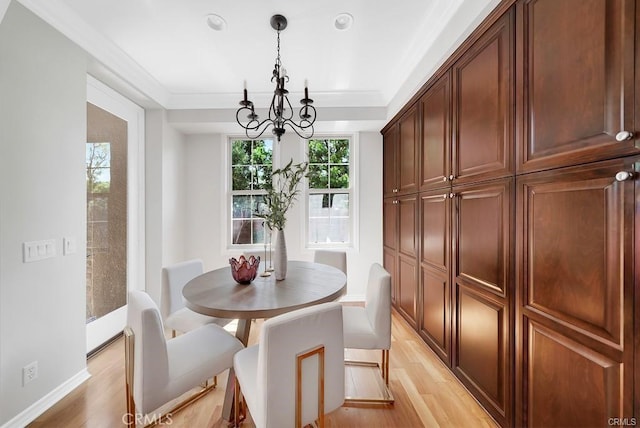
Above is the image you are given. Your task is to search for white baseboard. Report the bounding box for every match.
[1,369,91,428]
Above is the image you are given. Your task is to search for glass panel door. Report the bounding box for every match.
[85,76,144,353]
[86,103,128,325]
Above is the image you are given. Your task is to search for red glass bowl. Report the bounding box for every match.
[229,255,260,284]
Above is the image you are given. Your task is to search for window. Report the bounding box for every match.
[307,138,352,246]
[230,139,273,245]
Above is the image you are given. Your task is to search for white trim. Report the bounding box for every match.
[0,369,91,428]
[86,75,145,353]
[17,0,168,106]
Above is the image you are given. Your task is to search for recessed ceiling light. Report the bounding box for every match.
[206,14,227,31]
[334,13,353,31]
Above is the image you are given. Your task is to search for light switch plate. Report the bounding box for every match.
[63,237,76,255]
[23,240,56,263]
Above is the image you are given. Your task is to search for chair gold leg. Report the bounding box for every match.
[297,345,325,428]
[344,348,394,405]
[234,380,240,427]
[124,327,136,428]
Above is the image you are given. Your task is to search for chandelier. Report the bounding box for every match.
[236,15,316,142]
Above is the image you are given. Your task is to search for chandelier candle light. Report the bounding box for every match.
[236,14,316,142]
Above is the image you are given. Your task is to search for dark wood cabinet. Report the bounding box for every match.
[383,192,418,326]
[383,125,398,198]
[452,10,514,186]
[420,71,451,191]
[397,194,419,326]
[384,248,397,306]
[398,106,420,195]
[419,190,451,364]
[383,198,398,305]
[516,0,638,173]
[382,1,639,426]
[452,178,514,427]
[383,106,419,198]
[516,157,636,427]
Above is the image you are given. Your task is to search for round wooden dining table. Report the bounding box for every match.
[182,260,347,423]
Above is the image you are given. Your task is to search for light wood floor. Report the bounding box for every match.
[28,309,497,428]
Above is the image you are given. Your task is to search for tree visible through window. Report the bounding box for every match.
[307,138,351,244]
[230,139,273,245]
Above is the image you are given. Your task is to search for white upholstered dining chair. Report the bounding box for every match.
[233,302,345,428]
[313,250,347,275]
[161,259,231,336]
[342,263,394,404]
[124,290,243,427]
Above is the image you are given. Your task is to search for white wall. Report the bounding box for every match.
[183,131,383,300]
[145,109,188,304]
[0,3,88,425]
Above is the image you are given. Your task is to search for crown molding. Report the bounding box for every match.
[166,90,387,110]
[17,0,170,107]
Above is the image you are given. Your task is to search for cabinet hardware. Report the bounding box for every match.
[443,194,447,199]
[443,177,448,182]
[615,131,634,142]
[449,193,455,198]
[392,188,398,193]
[449,174,455,181]
[615,171,634,182]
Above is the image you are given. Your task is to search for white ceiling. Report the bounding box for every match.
[15,0,501,134]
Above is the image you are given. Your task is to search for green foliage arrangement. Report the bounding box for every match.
[258,159,309,230]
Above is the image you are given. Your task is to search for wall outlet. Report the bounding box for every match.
[22,361,38,386]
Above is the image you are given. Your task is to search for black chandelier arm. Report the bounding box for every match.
[235,106,260,130]
[282,119,315,139]
[236,107,277,139]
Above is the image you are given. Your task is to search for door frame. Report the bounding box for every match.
[85,75,145,353]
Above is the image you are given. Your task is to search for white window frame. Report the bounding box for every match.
[226,136,276,250]
[304,135,357,249]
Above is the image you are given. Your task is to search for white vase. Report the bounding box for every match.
[274,228,287,280]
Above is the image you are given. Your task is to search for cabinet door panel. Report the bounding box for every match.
[518,160,636,348]
[421,72,451,190]
[522,173,624,346]
[383,198,398,252]
[455,180,512,297]
[421,267,450,363]
[398,255,418,326]
[452,11,514,184]
[455,286,508,422]
[384,249,397,306]
[517,0,637,172]
[398,195,418,258]
[526,320,622,428]
[421,192,449,270]
[383,125,398,197]
[399,106,419,194]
